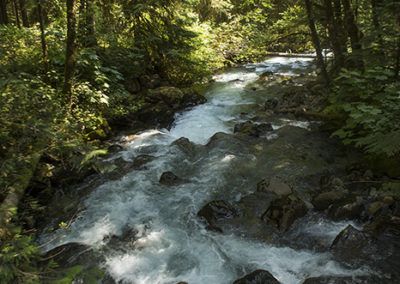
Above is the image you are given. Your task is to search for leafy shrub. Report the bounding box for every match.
[325,67,400,157]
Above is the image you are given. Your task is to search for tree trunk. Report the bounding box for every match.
[341,0,361,51]
[0,0,9,25]
[85,0,96,47]
[333,0,348,54]
[304,0,329,84]
[78,0,96,47]
[19,0,28,27]
[13,0,20,27]
[36,0,47,59]
[63,0,78,109]
[324,0,345,69]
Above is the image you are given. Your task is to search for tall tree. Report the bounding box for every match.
[13,0,20,27]
[19,0,28,27]
[0,0,9,25]
[36,0,47,59]
[304,0,329,83]
[324,0,345,69]
[63,0,78,108]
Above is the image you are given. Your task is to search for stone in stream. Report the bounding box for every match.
[234,121,273,137]
[327,195,365,221]
[257,178,292,196]
[330,222,400,281]
[132,154,155,169]
[159,171,183,186]
[172,137,196,156]
[197,200,240,232]
[233,269,280,284]
[261,195,308,232]
[311,190,348,211]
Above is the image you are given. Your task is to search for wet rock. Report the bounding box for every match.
[159,171,182,186]
[234,121,273,137]
[238,192,278,217]
[363,215,400,237]
[327,196,364,221]
[172,137,196,155]
[147,86,184,107]
[198,200,239,232]
[261,71,274,77]
[262,195,308,232]
[330,225,378,267]
[181,87,207,107]
[312,190,347,211]
[233,269,280,284]
[257,178,292,196]
[367,196,396,218]
[331,221,400,280]
[302,275,386,284]
[132,155,155,169]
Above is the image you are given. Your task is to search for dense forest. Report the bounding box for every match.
[1,0,400,283]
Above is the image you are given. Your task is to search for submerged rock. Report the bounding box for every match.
[262,195,308,232]
[233,269,280,284]
[198,200,239,232]
[257,178,292,196]
[159,171,183,186]
[132,155,155,169]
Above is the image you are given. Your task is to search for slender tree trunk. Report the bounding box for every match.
[371,0,381,35]
[395,3,400,80]
[304,0,329,84]
[324,0,345,69]
[36,0,47,59]
[85,0,96,47]
[333,0,348,53]
[341,0,363,68]
[13,0,20,27]
[19,0,28,27]
[63,0,78,109]
[341,0,361,52]
[0,0,9,25]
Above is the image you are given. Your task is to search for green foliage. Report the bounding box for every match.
[325,67,400,157]
[0,228,47,283]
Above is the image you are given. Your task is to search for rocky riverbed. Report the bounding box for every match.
[39,57,400,283]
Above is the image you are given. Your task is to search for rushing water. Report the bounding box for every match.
[41,57,366,284]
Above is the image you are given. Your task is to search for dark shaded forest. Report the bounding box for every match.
[1,0,400,283]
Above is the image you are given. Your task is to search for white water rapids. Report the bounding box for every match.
[41,57,367,284]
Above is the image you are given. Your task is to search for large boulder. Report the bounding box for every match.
[312,190,348,211]
[257,178,292,196]
[262,195,308,232]
[233,269,280,284]
[330,225,378,267]
[198,200,239,232]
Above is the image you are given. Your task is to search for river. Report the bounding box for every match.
[41,57,366,284]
